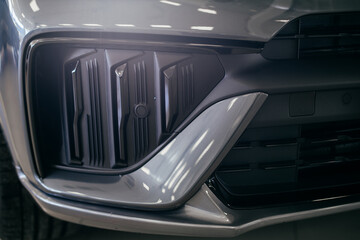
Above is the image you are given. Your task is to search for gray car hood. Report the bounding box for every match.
[9,0,360,42]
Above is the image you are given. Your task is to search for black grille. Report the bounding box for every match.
[262,12,360,59]
[214,120,360,208]
[28,43,224,176]
[213,86,360,208]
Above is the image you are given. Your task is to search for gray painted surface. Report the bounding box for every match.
[63,209,360,240]
[2,0,360,189]
[6,0,360,41]
[38,93,266,209]
[2,0,360,237]
[19,170,360,237]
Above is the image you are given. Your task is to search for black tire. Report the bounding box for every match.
[0,130,80,240]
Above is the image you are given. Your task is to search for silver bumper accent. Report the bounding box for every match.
[19,173,360,237]
[17,93,360,237]
[34,92,267,209]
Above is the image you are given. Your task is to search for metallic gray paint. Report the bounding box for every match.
[2,0,360,237]
[2,0,360,187]
[19,171,360,237]
[37,93,266,209]
[7,0,360,42]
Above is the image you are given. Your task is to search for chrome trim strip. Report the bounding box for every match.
[38,93,267,209]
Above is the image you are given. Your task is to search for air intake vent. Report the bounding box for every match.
[213,88,360,208]
[27,43,224,175]
[262,12,360,59]
[214,120,360,208]
[301,122,360,167]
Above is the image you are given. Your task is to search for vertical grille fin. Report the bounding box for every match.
[182,64,194,111]
[86,59,104,167]
[113,63,129,167]
[70,61,83,164]
[133,61,149,160]
[163,65,178,132]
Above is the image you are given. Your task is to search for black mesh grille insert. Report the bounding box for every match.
[262,12,360,59]
[213,119,360,208]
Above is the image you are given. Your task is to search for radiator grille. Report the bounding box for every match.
[215,120,360,208]
[28,44,224,175]
[262,12,360,59]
